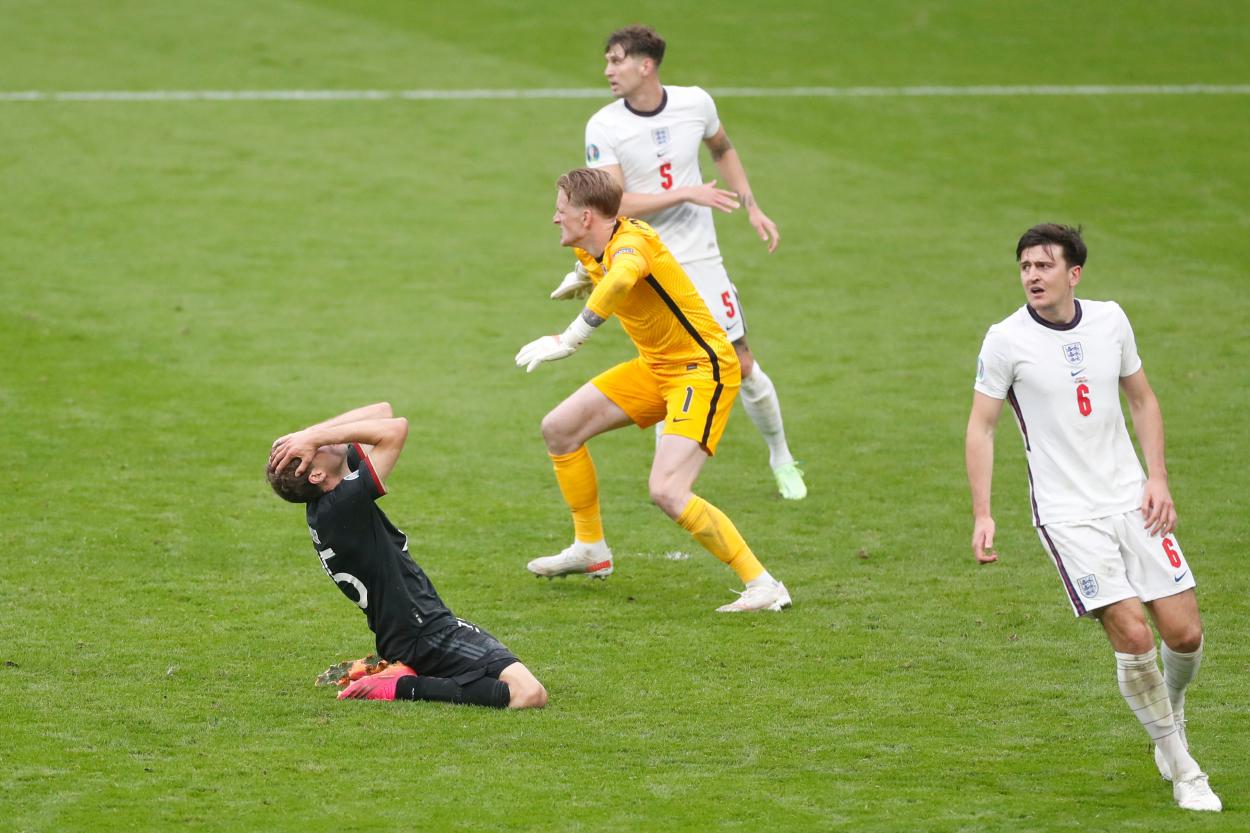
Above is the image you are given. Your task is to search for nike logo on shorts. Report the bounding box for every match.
[1174,570,1189,583]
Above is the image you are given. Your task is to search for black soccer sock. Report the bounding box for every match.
[394,676,510,709]
[460,677,511,708]
[395,675,457,703]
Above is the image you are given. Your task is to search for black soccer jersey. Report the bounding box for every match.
[305,443,455,661]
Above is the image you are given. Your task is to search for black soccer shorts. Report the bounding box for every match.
[402,618,519,683]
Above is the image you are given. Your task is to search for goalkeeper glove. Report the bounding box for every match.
[550,262,593,300]
[515,314,595,373]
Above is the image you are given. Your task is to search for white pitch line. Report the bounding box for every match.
[1,84,1249,103]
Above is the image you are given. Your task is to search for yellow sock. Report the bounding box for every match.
[551,446,603,543]
[675,495,764,582]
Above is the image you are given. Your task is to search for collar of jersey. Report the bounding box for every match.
[624,88,668,118]
[1027,298,1082,331]
[594,220,623,265]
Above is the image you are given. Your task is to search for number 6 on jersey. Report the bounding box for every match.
[1076,383,1092,416]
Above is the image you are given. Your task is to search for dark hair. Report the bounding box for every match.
[267,458,321,503]
[1016,223,1087,268]
[606,24,666,66]
[557,168,623,217]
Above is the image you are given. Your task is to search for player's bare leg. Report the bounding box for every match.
[497,662,548,710]
[649,434,790,611]
[528,384,632,579]
[1098,598,1220,811]
[1145,590,1206,783]
[734,337,806,500]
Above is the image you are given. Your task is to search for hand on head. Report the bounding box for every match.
[269,429,319,477]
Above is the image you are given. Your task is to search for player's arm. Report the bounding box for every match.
[270,415,409,482]
[705,126,780,253]
[965,391,1005,563]
[305,402,394,430]
[270,401,394,458]
[1121,368,1176,536]
[599,163,741,218]
[517,251,647,372]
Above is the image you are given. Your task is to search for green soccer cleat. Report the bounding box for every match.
[772,462,807,500]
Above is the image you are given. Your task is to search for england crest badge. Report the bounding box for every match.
[1077,574,1099,599]
[651,126,670,147]
[1062,342,1084,366]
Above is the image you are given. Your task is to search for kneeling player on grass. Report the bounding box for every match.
[267,402,547,709]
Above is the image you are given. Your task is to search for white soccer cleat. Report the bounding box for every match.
[716,580,792,612]
[1154,719,1187,782]
[1173,773,1221,812]
[526,542,613,579]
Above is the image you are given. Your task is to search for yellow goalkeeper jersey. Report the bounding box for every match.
[576,218,738,374]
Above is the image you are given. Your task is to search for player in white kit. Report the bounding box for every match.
[964,224,1220,812]
[551,24,807,500]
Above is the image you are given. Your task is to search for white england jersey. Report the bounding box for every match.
[585,85,722,265]
[974,299,1146,526]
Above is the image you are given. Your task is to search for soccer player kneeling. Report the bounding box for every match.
[268,403,547,709]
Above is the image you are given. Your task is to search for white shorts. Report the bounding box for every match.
[683,258,746,342]
[1037,510,1197,617]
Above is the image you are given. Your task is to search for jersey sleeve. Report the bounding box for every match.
[584,115,618,168]
[1114,303,1144,377]
[973,327,1013,399]
[693,87,721,139]
[584,235,649,320]
[334,443,386,502]
[313,444,386,529]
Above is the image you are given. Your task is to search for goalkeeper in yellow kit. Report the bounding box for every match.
[515,167,791,612]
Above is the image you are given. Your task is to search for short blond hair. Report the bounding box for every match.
[557,168,622,218]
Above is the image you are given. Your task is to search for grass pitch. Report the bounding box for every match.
[2,2,1248,831]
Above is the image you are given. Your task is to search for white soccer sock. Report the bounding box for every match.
[739,362,794,468]
[1161,636,1204,723]
[746,570,775,588]
[1116,649,1200,780]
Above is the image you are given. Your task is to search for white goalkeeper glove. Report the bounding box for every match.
[550,262,593,300]
[515,315,595,373]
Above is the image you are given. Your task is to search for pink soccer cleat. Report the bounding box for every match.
[336,662,417,700]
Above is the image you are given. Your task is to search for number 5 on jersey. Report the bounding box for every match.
[659,162,673,190]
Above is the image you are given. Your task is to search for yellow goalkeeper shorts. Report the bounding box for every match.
[592,356,740,455]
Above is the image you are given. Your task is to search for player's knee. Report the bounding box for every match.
[648,480,685,518]
[1120,621,1156,654]
[510,680,548,710]
[540,411,576,454]
[1165,622,1204,653]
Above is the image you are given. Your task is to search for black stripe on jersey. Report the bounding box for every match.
[644,275,723,447]
[1006,388,1030,452]
[1006,388,1042,526]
